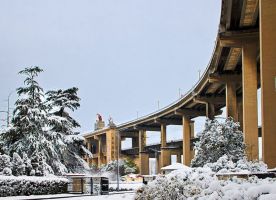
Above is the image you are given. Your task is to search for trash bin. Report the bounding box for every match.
[91,177,109,195]
[100,177,109,195]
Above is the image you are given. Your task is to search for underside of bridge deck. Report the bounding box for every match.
[84,0,276,173]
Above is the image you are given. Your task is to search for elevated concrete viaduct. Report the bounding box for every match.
[83,0,276,174]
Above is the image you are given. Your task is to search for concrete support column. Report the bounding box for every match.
[157,154,161,174]
[226,82,238,121]
[183,116,191,166]
[139,130,146,152]
[242,41,259,160]
[160,123,169,168]
[160,148,171,168]
[161,124,167,148]
[155,154,160,174]
[138,130,148,174]
[139,152,149,175]
[260,0,276,168]
[116,132,121,160]
[87,140,92,166]
[237,97,243,131]
[190,121,195,160]
[177,153,181,163]
[98,136,102,166]
[206,103,215,120]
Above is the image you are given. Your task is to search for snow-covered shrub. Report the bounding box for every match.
[191,118,245,167]
[0,154,12,172]
[2,168,12,176]
[135,167,216,199]
[100,159,138,176]
[205,155,267,173]
[0,175,68,197]
[30,169,35,176]
[22,153,33,176]
[12,153,25,176]
[31,153,54,176]
[135,168,276,200]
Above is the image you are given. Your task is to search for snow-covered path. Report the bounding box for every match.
[1,192,135,200]
[54,193,135,200]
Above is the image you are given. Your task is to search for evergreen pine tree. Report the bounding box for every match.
[1,67,47,156]
[1,67,90,175]
[45,87,89,174]
[191,117,245,167]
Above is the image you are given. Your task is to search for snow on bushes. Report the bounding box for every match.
[12,153,25,176]
[205,154,267,174]
[0,153,55,176]
[135,118,273,199]
[0,175,68,197]
[0,154,12,172]
[191,118,245,167]
[135,168,276,200]
[98,159,138,181]
[100,159,137,175]
[135,167,216,199]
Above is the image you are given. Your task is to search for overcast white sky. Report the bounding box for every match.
[0,1,222,136]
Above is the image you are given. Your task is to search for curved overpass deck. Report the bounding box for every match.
[117,0,259,133]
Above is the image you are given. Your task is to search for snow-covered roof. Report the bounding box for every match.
[161,163,191,170]
[268,168,276,172]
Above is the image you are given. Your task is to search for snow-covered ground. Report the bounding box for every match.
[1,192,135,200]
[109,181,142,190]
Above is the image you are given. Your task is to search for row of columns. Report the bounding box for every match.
[136,119,195,175]
[135,0,276,173]
[221,0,276,167]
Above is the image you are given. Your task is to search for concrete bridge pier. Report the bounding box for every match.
[95,135,103,167]
[260,0,276,168]
[226,82,238,121]
[160,124,171,168]
[220,32,259,161]
[138,130,149,175]
[176,153,181,163]
[237,98,243,131]
[183,116,191,166]
[242,41,259,161]
[190,121,195,160]
[206,103,215,120]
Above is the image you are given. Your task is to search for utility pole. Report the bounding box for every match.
[116,131,120,191]
[198,70,201,80]
[0,111,8,127]
[157,100,160,109]
[0,91,14,127]
[6,91,13,127]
